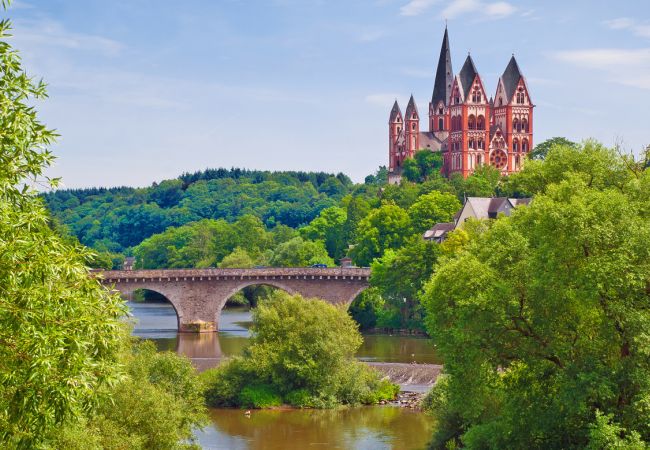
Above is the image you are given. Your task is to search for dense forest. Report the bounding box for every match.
[42,150,515,330]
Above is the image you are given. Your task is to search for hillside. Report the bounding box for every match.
[43,168,355,254]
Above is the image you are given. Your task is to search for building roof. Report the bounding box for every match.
[405,94,419,119]
[501,55,524,103]
[389,100,402,122]
[423,222,455,240]
[418,132,443,151]
[431,27,453,107]
[458,54,479,99]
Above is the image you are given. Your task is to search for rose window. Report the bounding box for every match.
[490,149,508,170]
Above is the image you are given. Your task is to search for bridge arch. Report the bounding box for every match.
[99,268,371,333]
[127,288,182,331]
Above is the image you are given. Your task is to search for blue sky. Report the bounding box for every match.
[6,0,650,187]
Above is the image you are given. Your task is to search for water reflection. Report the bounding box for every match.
[197,407,433,450]
[126,301,441,368]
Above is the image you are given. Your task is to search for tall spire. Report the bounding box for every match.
[500,55,524,101]
[389,100,402,122]
[458,54,479,99]
[405,94,419,118]
[431,26,453,107]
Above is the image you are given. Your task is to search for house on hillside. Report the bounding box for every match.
[423,197,531,242]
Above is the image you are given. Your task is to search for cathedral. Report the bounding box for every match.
[388,27,534,183]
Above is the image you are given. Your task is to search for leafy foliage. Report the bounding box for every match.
[422,142,650,448]
[202,291,398,408]
[46,341,207,450]
[0,13,126,448]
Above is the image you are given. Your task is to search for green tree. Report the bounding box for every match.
[203,292,398,408]
[350,203,411,266]
[408,190,461,234]
[371,237,440,329]
[47,341,207,450]
[219,247,255,268]
[504,139,629,197]
[300,206,347,259]
[529,136,578,160]
[0,8,126,447]
[422,168,650,447]
[403,150,444,183]
[269,237,334,267]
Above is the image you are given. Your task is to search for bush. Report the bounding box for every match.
[45,340,207,450]
[238,384,282,409]
[203,291,399,408]
[202,357,253,407]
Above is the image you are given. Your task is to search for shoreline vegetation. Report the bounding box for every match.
[201,292,400,410]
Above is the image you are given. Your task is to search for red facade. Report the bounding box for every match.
[388,28,534,181]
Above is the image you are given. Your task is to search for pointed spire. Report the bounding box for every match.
[389,100,402,122]
[501,55,524,102]
[458,54,479,99]
[431,27,453,107]
[405,94,419,119]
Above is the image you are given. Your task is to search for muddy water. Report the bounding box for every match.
[128,301,437,450]
[196,407,434,450]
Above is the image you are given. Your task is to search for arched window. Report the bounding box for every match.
[513,138,519,152]
[477,115,485,130]
[477,154,482,165]
[478,140,484,149]
[438,118,444,130]
[522,139,529,152]
[522,118,528,133]
[515,155,520,168]
[438,107,444,114]
[468,115,476,130]
[412,123,416,130]
[513,118,520,133]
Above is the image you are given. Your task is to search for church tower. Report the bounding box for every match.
[429,26,453,140]
[492,55,534,173]
[445,55,490,177]
[388,100,404,173]
[404,95,420,159]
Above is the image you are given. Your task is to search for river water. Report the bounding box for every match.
[128,301,436,450]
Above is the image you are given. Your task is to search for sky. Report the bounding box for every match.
[5,0,650,188]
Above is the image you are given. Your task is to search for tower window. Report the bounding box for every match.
[412,123,416,130]
[522,139,529,152]
[477,115,485,130]
[438,118,444,130]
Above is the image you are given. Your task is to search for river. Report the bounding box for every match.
[128,301,436,450]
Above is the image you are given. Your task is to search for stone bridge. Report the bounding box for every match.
[97,267,370,332]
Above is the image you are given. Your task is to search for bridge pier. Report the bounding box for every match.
[99,268,370,333]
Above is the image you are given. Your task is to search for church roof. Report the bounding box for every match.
[431,27,453,107]
[418,132,443,151]
[405,95,419,118]
[458,54,479,99]
[501,55,524,103]
[389,100,402,122]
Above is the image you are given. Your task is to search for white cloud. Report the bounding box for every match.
[12,19,123,56]
[551,48,650,90]
[439,0,516,20]
[400,0,439,16]
[400,0,440,16]
[604,17,650,39]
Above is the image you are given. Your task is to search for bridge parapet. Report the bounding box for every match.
[98,267,371,283]
[98,267,371,333]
